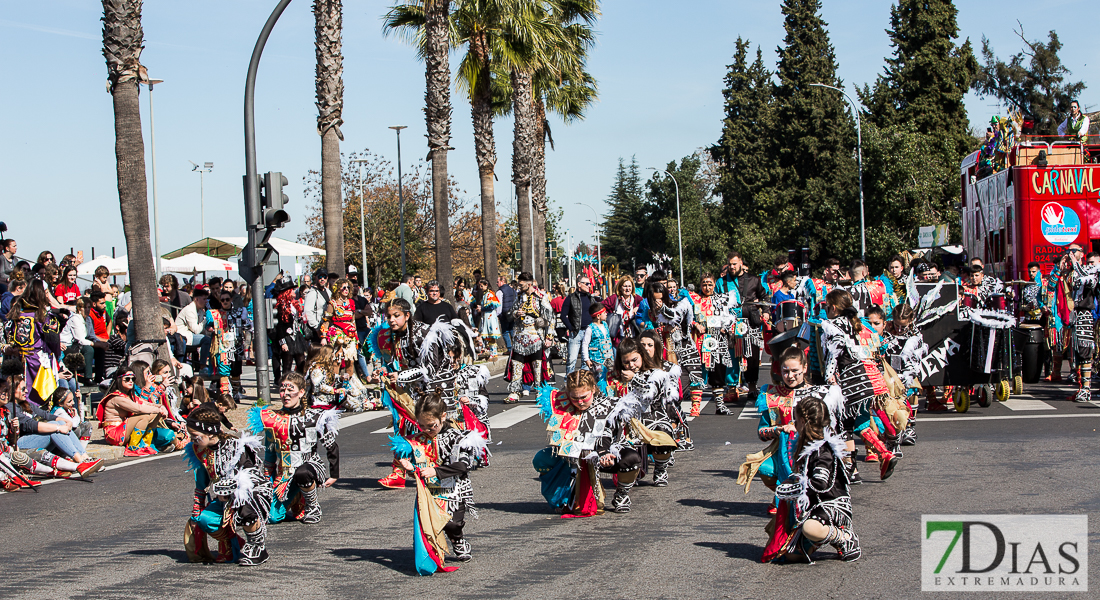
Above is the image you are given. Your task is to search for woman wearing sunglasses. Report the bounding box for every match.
[96,366,176,456]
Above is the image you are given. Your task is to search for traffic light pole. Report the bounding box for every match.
[244,0,293,405]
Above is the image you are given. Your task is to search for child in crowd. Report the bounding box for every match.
[581,303,613,394]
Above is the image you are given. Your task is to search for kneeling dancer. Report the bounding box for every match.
[183,404,273,565]
[766,395,860,563]
[534,370,639,515]
[250,372,340,526]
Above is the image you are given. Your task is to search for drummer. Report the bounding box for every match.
[966,263,1006,308]
[771,270,801,332]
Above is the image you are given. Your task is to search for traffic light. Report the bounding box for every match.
[259,171,290,244]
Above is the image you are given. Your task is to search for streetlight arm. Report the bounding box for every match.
[808,82,866,261]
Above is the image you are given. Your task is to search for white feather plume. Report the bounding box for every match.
[419,318,457,375]
[457,429,491,460]
[232,469,255,508]
[314,407,343,437]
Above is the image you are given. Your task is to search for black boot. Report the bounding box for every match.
[301,486,322,524]
[238,523,269,566]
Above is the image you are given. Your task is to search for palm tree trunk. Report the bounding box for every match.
[471,36,498,287]
[101,0,166,362]
[315,0,345,275]
[511,67,536,275]
[425,0,454,300]
[532,98,548,284]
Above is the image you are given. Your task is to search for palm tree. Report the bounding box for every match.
[419,0,455,300]
[522,0,599,280]
[315,0,346,275]
[452,0,537,287]
[101,0,164,359]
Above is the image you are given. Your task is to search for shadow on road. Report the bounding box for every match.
[678,498,772,518]
[333,477,387,491]
[695,540,763,562]
[128,548,191,563]
[700,468,737,479]
[332,547,417,575]
[477,501,551,515]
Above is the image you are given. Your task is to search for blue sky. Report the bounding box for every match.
[1,0,1096,271]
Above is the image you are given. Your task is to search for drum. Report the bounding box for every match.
[987,293,1006,311]
[778,300,805,324]
[961,294,978,309]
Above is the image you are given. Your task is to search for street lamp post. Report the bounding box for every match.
[190,161,213,238]
[148,78,163,276]
[390,126,408,278]
[351,158,370,289]
[809,82,865,261]
[648,168,684,285]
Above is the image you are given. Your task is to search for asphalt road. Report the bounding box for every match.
[2,366,1098,600]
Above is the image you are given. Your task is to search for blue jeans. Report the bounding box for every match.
[566,328,586,374]
[189,333,212,372]
[19,428,83,459]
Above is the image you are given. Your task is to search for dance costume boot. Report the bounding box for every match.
[1074,364,1093,402]
[300,486,322,524]
[238,522,269,566]
[860,429,898,481]
[689,390,702,417]
[713,388,732,415]
[609,471,638,513]
[652,457,670,487]
[378,460,407,489]
[823,525,861,562]
[450,536,472,562]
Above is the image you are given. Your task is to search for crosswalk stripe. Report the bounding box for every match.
[739,406,761,420]
[1000,395,1056,411]
[680,400,709,421]
[340,410,393,427]
[487,406,542,429]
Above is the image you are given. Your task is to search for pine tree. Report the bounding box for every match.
[602,157,647,269]
[973,26,1086,136]
[771,0,859,262]
[860,0,977,158]
[711,39,775,226]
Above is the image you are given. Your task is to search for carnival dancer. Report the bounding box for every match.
[474,278,502,356]
[504,272,555,403]
[534,369,640,515]
[308,346,369,412]
[737,347,843,506]
[325,278,360,373]
[250,372,340,526]
[691,274,738,414]
[446,333,492,464]
[393,391,488,572]
[580,303,614,394]
[4,280,62,406]
[606,337,683,487]
[183,404,273,565]
[874,304,919,447]
[368,299,458,487]
[765,395,861,563]
[876,254,907,313]
[820,290,898,482]
[1051,249,1100,402]
[270,278,309,385]
[715,252,767,398]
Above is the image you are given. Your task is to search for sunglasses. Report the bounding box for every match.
[121,376,134,382]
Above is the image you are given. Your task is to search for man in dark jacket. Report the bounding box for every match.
[497,276,518,351]
[560,275,593,373]
[715,251,767,394]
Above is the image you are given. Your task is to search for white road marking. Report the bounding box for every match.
[739,406,761,420]
[487,406,542,429]
[921,413,1100,422]
[680,400,709,421]
[1000,395,1056,411]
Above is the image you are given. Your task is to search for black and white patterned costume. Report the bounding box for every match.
[657,297,703,387]
[506,290,555,394]
[774,433,859,563]
[820,316,883,438]
[1066,262,1100,401]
